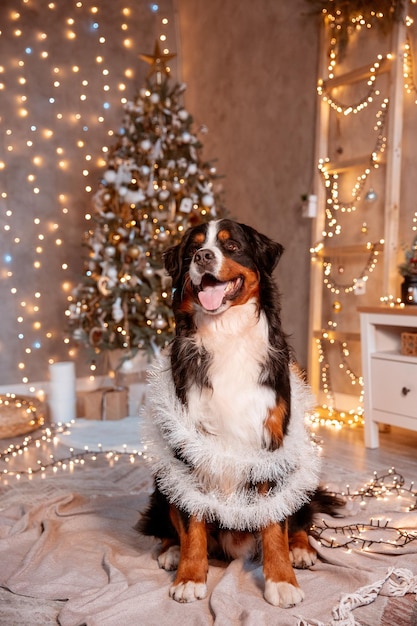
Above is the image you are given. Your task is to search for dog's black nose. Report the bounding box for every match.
[194,248,215,267]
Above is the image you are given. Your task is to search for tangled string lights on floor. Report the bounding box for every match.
[313,468,417,551]
[332,468,417,510]
[313,519,417,550]
[0,422,148,482]
[1,426,416,554]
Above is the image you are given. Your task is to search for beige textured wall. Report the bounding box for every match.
[0,0,318,387]
[176,0,319,367]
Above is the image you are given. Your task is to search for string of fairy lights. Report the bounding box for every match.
[317,99,388,238]
[312,3,417,425]
[1,426,416,551]
[321,242,382,294]
[0,0,176,389]
[317,53,389,116]
[312,468,417,550]
[0,421,148,482]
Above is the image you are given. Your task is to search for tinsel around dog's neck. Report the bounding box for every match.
[142,355,321,531]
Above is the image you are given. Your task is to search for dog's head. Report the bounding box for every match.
[164,219,283,315]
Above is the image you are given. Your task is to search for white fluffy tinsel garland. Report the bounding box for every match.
[142,355,321,531]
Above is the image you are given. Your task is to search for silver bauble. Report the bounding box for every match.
[140,139,152,152]
[202,193,215,207]
[154,314,168,330]
[104,245,116,257]
[103,169,117,183]
[143,264,154,278]
[365,188,377,202]
[159,189,170,201]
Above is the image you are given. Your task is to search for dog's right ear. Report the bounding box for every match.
[163,243,182,285]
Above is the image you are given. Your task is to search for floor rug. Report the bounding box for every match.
[0,419,416,625]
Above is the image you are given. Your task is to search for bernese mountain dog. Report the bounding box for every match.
[138,219,341,608]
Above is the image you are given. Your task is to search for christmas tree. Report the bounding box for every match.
[67,42,224,362]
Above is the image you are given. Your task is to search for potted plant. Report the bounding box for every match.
[399,235,417,305]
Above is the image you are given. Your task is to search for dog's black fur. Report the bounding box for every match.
[137,219,344,606]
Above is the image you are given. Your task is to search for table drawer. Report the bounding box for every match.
[370,357,417,419]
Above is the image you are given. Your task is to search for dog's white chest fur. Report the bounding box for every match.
[187,300,275,449]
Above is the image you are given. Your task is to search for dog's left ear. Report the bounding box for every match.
[240,223,284,275]
[163,243,182,285]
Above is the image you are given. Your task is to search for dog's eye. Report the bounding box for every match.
[224,240,239,252]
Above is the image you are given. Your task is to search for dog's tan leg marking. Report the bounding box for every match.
[169,512,208,603]
[289,529,317,569]
[262,520,304,608]
[264,399,287,449]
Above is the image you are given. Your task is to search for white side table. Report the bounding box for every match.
[358,306,417,448]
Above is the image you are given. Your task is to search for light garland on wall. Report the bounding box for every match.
[308,0,414,68]
[310,4,417,423]
[318,11,417,120]
[404,34,417,102]
[0,0,176,388]
[313,336,364,428]
[337,340,363,388]
[317,100,388,238]
[317,54,388,115]
[322,241,382,294]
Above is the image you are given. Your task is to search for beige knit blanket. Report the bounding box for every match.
[0,422,416,625]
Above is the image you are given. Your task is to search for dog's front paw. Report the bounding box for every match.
[169,580,207,603]
[290,546,317,569]
[158,545,180,571]
[264,580,304,608]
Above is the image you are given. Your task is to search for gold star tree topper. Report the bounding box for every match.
[140,40,176,82]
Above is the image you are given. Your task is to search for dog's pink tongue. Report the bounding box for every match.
[198,282,227,311]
